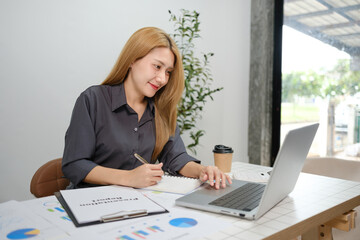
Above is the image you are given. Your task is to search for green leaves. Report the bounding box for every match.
[169,9,223,154]
[282,59,360,102]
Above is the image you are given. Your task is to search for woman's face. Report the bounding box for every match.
[128,47,174,98]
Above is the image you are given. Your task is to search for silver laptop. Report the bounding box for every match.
[176,123,319,220]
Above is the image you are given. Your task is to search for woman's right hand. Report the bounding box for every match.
[127,163,164,188]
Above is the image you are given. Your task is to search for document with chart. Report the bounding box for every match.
[0,200,67,239]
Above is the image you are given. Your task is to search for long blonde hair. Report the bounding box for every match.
[102,27,184,161]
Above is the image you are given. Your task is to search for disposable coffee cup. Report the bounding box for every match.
[213,145,233,173]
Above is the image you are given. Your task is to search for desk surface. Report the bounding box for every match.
[14,162,360,239]
[200,162,360,240]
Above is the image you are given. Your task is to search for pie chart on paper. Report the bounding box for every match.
[6,228,40,239]
[169,218,198,228]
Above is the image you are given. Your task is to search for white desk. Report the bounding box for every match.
[201,162,360,240]
[4,162,360,240]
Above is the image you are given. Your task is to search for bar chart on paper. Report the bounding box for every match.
[91,209,230,240]
[114,217,198,239]
[43,200,72,222]
[116,225,165,240]
[22,196,76,233]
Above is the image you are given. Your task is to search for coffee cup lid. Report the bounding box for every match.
[213,145,233,153]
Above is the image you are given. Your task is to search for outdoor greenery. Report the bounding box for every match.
[282,59,360,102]
[169,9,223,154]
[281,103,319,123]
[282,59,360,123]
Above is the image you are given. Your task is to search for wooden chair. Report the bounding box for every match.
[30,158,70,198]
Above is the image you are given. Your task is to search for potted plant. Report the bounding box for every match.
[169,9,223,155]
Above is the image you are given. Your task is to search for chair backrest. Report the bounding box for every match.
[30,158,70,198]
[302,157,360,182]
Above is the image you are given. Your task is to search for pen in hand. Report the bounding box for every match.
[134,153,149,164]
[134,153,164,186]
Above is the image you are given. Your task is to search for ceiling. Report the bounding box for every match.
[284,0,360,57]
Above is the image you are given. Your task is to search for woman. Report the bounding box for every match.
[62,27,232,190]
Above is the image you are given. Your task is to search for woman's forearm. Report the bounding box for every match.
[84,166,130,186]
[83,163,164,188]
[179,161,205,178]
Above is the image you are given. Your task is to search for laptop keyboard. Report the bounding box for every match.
[209,183,265,212]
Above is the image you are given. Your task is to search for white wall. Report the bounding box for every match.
[0,0,250,202]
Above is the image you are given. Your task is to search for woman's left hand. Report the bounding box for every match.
[199,166,232,189]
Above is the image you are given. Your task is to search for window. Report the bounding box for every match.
[282,0,360,160]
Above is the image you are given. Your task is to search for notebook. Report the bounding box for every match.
[142,174,203,194]
[176,123,319,220]
[55,185,167,227]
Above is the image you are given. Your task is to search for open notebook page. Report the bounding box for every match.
[142,175,203,194]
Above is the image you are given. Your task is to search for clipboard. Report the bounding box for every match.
[55,185,168,227]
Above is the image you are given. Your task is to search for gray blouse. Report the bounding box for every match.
[62,83,199,188]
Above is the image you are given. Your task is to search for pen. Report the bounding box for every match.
[134,153,149,164]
